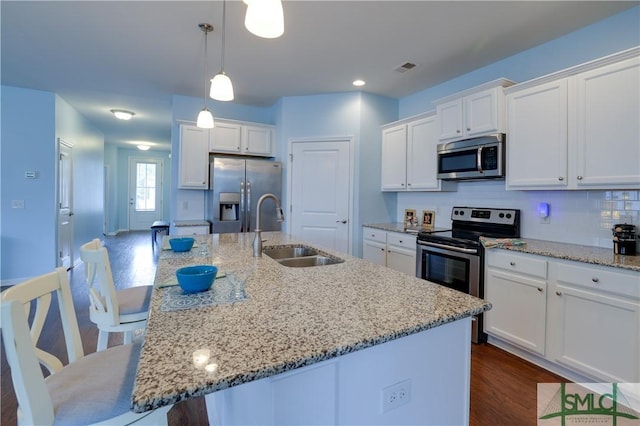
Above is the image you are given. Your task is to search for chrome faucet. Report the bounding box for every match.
[253,193,284,257]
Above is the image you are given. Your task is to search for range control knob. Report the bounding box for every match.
[506,213,512,219]
[499,213,505,218]
[454,210,459,215]
[459,211,465,216]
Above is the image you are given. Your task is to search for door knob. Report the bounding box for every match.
[336,220,347,224]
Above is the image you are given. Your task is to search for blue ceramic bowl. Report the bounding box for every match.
[176,265,218,293]
[169,237,195,252]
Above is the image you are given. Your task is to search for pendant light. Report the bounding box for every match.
[197,23,215,129]
[243,0,284,39]
[210,0,234,101]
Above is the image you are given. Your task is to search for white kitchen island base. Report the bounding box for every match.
[205,318,472,425]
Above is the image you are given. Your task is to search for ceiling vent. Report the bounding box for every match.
[394,62,417,73]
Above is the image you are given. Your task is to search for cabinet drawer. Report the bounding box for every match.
[387,232,416,249]
[363,228,387,244]
[486,251,547,279]
[554,261,640,299]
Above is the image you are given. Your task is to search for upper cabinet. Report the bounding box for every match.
[506,48,640,190]
[381,112,456,192]
[435,79,515,142]
[209,119,275,157]
[178,124,210,189]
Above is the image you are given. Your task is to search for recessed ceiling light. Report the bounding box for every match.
[352,79,366,87]
[137,144,151,151]
[110,109,135,120]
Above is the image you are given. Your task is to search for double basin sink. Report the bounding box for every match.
[263,245,344,268]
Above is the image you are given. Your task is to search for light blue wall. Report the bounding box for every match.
[55,95,105,261]
[400,5,640,117]
[104,144,119,233]
[1,86,104,281]
[1,86,57,280]
[275,92,397,255]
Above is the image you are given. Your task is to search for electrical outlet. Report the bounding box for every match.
[540,216,550,224]
[11,200,25,209]
[381,379,411,413]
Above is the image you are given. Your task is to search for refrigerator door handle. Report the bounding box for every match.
[240,180,245,232]
[246,180,252,232]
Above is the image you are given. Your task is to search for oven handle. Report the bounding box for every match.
[418,241,478,254]
[477,146,484,174]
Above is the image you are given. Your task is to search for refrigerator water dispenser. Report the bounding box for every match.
[219,193,239,222]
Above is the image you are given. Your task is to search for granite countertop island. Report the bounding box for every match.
[132,232,490,423]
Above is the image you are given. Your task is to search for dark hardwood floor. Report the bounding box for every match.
[1,231,567,425]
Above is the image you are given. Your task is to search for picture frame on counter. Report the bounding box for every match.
[404,209,417,227]
[422,210,435,229]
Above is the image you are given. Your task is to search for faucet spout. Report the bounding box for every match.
[253,193,284,257]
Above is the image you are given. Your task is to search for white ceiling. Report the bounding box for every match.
[2,1,635,150]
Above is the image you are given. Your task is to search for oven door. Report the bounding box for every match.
[416,242,479,295]
[416,241,485,343]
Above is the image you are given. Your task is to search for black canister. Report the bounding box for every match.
[612,224,637,255]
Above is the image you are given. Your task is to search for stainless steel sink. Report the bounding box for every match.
[263,244,344,267]
[277,256,343,267]
[262,245,319,260]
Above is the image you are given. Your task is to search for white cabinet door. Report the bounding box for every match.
[363,239,386,266]
[506,79,569,189]
[406,115,439,190]
[548,284,639,383]
[436,99,463,141]
[179,125,209,189]
[547,261,640,383]
[484,268,547,355]
[386,245,416,276]
[210,121,242,153]
[464,87,501,137]
[575,56,640,188]
[243,125,273,156]
[381,124,407,190]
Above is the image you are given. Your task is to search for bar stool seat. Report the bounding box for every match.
[151,221,170,245]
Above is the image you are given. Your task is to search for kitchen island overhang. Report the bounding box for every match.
[132,232,491,424]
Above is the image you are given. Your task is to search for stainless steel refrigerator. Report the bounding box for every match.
[207,157,282,234]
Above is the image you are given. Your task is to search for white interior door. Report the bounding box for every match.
[290,139,351,253]
[128,157,163,230]
[57,139,73,269]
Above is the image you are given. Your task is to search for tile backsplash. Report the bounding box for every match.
[397,181,640,249]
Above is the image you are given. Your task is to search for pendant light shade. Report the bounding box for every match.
[244,0,284,39]
[210,72,234,101]
[197,23,215,129]
[197,108,214,128]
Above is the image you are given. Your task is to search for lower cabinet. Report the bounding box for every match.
[546,261,640,383]
[484,251,547,355]
[484,249,640,383]
[362,227,417,276]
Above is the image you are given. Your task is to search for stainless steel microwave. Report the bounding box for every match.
[437,134,505,180]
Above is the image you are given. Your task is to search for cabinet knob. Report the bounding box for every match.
[245,147,249,151]
[399,240,403,243]
[591,277,599,283]
[537,287,543,292]
[558,177,564,181]
[555,291,562,296]
[237,146,240,150]
[380,248,385,251]
[407,183,411,186]
[456,130,461,134]
[577,176,583,180]
[466,127,471,131]
[401,183,405,186]
[509,261,516,266]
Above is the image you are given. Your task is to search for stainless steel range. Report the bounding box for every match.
[416,207,520,343]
